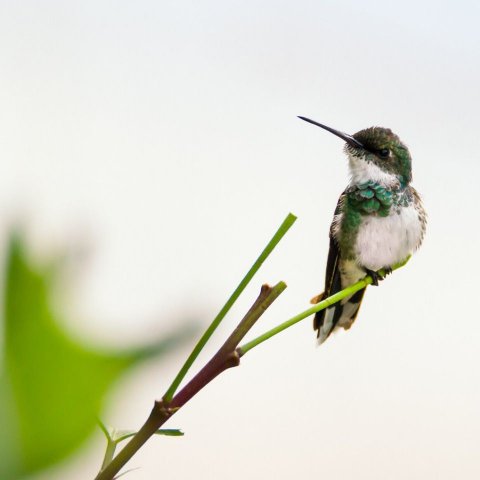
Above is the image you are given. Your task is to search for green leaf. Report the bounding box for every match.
[155,429,184,437]
[113,467,140,479]
[112,428,184,444]
[0,234,193,479]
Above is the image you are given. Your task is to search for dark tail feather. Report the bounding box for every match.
[313,263,342,340]
[340,287,366,328]
[314,287,366,344]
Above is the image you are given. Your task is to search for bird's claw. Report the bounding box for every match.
[365,269,383,286]
[365,266,392,286]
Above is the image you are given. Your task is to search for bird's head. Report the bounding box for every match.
[298,116,412,188]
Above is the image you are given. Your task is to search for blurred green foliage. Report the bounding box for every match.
[0,234,193,479]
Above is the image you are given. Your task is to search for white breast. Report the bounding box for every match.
[355,205,423,271]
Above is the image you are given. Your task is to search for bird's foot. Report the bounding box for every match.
[383,266,393,276]
[365,269,384,286]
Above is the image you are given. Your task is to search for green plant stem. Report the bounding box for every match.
[101,440,117,471]
[95,283,286,480]
[171,282,286,409]
[237,257,410,356]
[162,213,297,403]
[96,225,411,479]
[219,282,287,354]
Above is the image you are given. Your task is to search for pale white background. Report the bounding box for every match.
[1,1,479,479]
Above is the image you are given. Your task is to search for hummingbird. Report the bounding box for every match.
[299,116,426,344]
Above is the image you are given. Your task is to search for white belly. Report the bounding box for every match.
[355,205,423,271]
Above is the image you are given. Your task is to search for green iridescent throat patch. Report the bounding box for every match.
[347,181,395,217]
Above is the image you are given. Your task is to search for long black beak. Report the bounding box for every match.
[297,116,364,149]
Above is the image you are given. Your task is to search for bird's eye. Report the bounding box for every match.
[378,148,390,158]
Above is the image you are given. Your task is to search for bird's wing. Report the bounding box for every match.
[314,190,368,342]
[313,193,344,335]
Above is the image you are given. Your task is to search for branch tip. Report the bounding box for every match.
[260,283,272,294]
